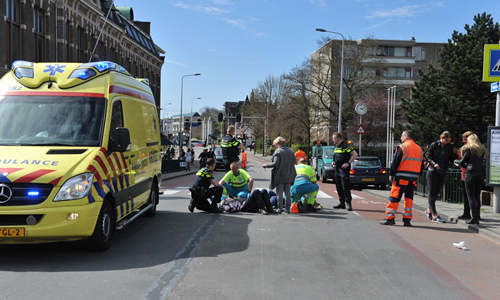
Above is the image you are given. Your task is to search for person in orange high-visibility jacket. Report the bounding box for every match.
[241,149,248,169]
[295,147,307,165]
[380,130,423,227]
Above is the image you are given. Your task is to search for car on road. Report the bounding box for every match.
[312,145,336,183]
[213,146,226,171]
[350,156,387,190]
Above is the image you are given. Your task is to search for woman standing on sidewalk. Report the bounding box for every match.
[424,131,458,223]
[454,134,487,224]
[457,131,474,220]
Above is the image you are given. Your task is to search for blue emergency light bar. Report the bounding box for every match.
[68,61,129,80]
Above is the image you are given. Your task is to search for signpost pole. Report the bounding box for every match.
[495,91,500,213]
[359,114,362,156]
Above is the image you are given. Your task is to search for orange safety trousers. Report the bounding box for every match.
[241,153,247,168]
[385,178,417,220]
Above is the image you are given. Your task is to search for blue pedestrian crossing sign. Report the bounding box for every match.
[483,44,500,82]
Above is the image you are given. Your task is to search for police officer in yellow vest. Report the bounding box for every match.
[332,132,358,211]
[380,130,423,226]
[221,125,244,172]
[189,158,224,213]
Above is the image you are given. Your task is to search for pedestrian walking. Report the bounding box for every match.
[185,147,192,171]
[454,134,487,224]
[262,136,296,214]
[380,130,423,226]
[424,131,458,223]
[331,132,358,211]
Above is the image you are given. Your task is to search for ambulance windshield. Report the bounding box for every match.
[0,96,106,146]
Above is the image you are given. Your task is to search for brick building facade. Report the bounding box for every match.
[1,0,164,108]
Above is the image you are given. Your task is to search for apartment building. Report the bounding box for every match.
[311,37,443,143]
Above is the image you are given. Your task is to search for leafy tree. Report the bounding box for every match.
[402,13,500,145]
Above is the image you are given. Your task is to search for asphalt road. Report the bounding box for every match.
[1,153,499,300]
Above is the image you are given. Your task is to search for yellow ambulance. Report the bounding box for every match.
[0,61,162,251]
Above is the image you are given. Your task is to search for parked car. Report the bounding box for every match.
[213,146,226,171]
[350,156,387,190]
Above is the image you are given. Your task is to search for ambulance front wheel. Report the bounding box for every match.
[144,181,158,218]
[87,199,115,251]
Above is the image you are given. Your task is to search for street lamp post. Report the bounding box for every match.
[179,73,201,155]
[190,97,201,147]
[316,28,345,134]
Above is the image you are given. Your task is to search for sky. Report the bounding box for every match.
[114,0,500,119]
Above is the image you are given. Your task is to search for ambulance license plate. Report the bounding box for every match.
[0,228,25,238]
[362,178,375,182]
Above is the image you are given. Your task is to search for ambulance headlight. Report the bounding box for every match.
[54,173,94,201]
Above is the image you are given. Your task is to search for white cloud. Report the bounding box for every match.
[173,1,265,37]
[165,59,188,67]
[173,2,231,15]
[310,0,327,8]
[366,5,426,19]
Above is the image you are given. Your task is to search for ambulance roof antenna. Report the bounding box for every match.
[89,0,115,63]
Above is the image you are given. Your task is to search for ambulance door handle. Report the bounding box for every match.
[130,155,135,158]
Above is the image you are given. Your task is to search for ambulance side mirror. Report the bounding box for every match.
[115,127,131,152]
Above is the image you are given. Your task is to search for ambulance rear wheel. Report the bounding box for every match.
[144,181,158,217]
[87,200,115,252]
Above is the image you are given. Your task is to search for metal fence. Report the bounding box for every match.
[415,169,464,204]
[386,169,465,204]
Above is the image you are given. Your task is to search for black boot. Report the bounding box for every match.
[380,218,395,225]
[334,202,346,209]
[403,218,412,227]
[346,201,353,211]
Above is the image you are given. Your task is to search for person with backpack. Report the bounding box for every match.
[424,131,459,223]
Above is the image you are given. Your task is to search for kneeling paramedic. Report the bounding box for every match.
[189,158,223,213]
[380,130,423,227]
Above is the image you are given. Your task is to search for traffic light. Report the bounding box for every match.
[236,113,241,123]
[197,118,202,125]
[218,113,223,122]
[184,118,190,132]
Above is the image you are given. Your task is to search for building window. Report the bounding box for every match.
[437,47,442,61]
[77,27,86,62]
[6,0,21,64]
[377,46,394,56]
[415,47,427,61]
[405,68,412,78]
[33,7,46,62]
[406,47,412,57]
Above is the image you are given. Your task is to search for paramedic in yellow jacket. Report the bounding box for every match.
[380,130,423,227]
[219,161,254,199]
[290,158,321,211]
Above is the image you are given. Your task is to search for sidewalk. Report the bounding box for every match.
[162,152,500,244]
